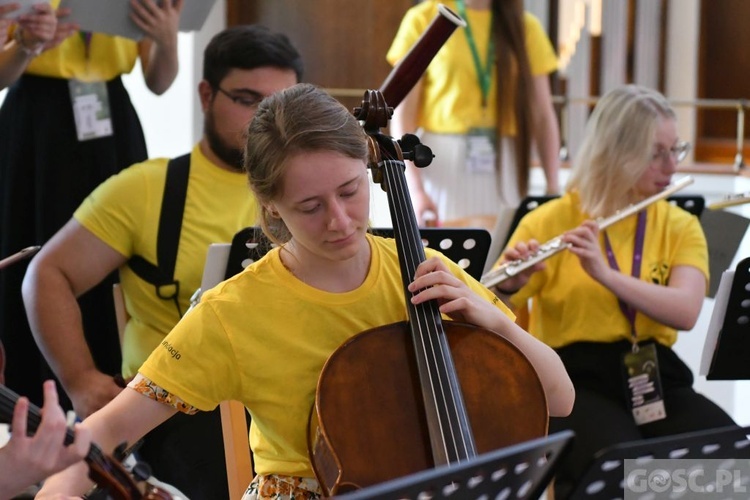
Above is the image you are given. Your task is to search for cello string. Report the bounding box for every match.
[378,135,479,459]
[382,153,474,461]
[392,160,458,461]
[382,156,456,460]
[391,158,475,461]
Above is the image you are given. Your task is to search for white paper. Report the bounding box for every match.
[0,0,51,19]
[699,269,735,376]
[58,0,217,40]
[200,243,230,292]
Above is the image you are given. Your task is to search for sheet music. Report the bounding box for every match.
[699,269,735,376]
[58,0,217,40]
[200,243,230,292]
[0,0,50,19]
[701,209,750,297]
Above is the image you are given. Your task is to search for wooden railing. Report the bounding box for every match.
[325,88,750,174]
[554,95,749,172]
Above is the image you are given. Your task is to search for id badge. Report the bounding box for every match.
[68,80,113,141]
[465,127,496,174]
[622,343,667,425]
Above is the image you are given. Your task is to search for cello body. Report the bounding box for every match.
[309,321,548,495]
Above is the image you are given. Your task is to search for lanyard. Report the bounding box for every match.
[455,0,495,107]
[79,31,93,60]
[603,210,647,343]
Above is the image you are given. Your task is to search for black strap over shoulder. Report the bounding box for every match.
[127,153,191,318]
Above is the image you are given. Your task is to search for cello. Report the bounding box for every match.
[308,5,548,496]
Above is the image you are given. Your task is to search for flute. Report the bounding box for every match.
[481,176,695,289]
[707,191,750,210]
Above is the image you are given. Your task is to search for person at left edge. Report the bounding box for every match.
[0,380,92,500]
[0,0,182,410]
[22,24,303,500]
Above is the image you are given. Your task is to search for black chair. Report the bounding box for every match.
[225,226,492,282]
[666,194,705,217]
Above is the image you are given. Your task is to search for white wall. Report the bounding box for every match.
[121,0,226,158]
[120,32,194,159]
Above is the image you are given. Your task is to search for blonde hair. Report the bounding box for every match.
[567,84,676,218]
[244,83,369,245]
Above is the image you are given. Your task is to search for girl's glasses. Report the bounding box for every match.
[652,141,690,164]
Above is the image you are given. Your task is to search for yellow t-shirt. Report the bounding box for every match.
[74,145,258,377]
[139,234,513,477]
[386,1,558,135]
[26,29,138,81]
[503,192,708,348]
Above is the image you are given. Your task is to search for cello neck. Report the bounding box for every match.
[353,0,475,466]
[378,150,477,465]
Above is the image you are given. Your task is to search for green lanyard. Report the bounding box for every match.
[455,0,495,107]
[79,31,93,60]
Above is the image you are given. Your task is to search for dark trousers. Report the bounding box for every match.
[550,340,738,499]
[0,74,147,408]
[137,407,231,500]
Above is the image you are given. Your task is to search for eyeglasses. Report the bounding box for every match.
[651,141,690,164]
[214,86,266,109]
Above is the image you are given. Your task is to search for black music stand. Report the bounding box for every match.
[224,226,275,279]
[224,227,492,282]
[500,195,558,249]
[666,194,705,217]
[701,210,750,297]
[335,430,574,500]
[704,256,750,380]
[568,425,750,500]
[370,227,491,281]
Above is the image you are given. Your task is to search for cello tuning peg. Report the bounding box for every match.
[410,143,434,168]
[398,133,421,151]
[398,134,434,168]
